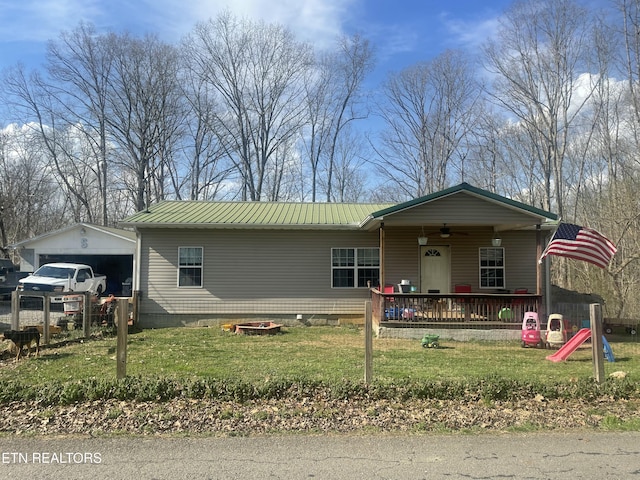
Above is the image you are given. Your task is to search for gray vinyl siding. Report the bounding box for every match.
[382,227,423,287]
[449,230,539,292]
[380,192,545,226]
[134,191,549,323]
[138,228,379,316]
[382,227,541,293]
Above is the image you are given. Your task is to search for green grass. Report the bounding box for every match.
[2,325,638,387]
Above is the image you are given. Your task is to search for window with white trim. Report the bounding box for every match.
[332,247,380,288]
[479,247,505,288]
[178,247,203,287]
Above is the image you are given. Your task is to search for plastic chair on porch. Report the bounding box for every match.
[383,285,399,320]
[454,284,472,318]
[383,284,395,300]
[454,284,472,304]
[513,288,528,320]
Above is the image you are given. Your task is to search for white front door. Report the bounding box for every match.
[420,245,451,293]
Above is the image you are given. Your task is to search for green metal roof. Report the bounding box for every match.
[368,182,558,221]
[120,183,558,230]
[120,200,395,229]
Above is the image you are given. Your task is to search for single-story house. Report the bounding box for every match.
[11,223,136,296]
[120,183,558,329]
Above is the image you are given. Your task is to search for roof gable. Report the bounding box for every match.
[368,183,557,222]
[11,223,136,248]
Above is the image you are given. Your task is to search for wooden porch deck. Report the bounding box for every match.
[371,289,541,330]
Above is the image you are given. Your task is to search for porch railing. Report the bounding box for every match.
[371,289,541,329]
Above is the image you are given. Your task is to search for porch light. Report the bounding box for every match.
[418,227,428,245]
[492,231,502,246]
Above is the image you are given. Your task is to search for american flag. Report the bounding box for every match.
[539,223,617,269]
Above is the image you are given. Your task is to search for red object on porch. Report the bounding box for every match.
[512,288,529,319]
[383,285,395,304]
[454,284,472,310]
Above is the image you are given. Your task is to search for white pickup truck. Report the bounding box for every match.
[17,262,107,302]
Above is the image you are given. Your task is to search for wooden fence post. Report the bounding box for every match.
[590,303,605,384]
[42,293,50,345]
[116,299,128,379]
[364,300,373,384]
[11,291,19,330]
[83,292,91,339]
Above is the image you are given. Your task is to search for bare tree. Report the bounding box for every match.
[2,65,98,223]
[178,62,232,200]
[374,50,481,197]
[184,12,313,201]
[318,125,369,202]
[302,34,374,201]
[0,125,62,246]
[106,33,184,211]
[45,22,114,225]
[483,0,597,217]
[575,0,640,318]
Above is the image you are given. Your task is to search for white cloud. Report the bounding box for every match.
[139,0,353,48]
[0,0,103,42]
[0,0,353,51]
[438,12,501,52]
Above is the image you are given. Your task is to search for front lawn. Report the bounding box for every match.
[1,325,637,386]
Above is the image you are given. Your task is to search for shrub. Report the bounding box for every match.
[0,374,637,406]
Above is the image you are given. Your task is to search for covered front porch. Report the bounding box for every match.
[370,288,542,331]
[360,184,557,332]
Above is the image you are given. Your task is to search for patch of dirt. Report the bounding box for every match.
[0,395,637,436]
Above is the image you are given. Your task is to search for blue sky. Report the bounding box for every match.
[0,0,514,82]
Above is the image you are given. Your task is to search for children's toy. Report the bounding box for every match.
[521,311,543,348]
[545,313,569,348]
[421,334,439,348]
[602,336,615,362]
[546,328,615,362]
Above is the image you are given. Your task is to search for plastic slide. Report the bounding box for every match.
[546,328,591,362]
[602,336,615,362]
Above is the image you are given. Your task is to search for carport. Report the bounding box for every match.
[11,223,136,296]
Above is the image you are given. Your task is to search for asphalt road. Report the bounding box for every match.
[2,432,640,479]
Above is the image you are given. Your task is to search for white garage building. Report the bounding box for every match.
[11,223,136,296]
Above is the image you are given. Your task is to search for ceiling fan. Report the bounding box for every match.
[426,224,468,238]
